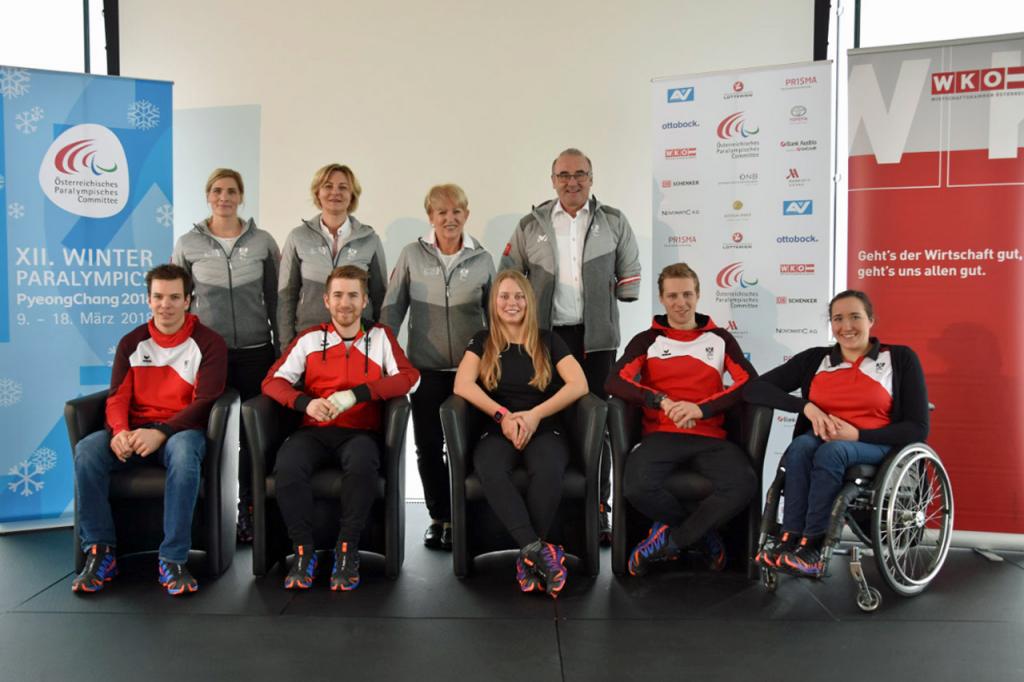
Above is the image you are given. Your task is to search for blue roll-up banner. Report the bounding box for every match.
[0,66,172,531]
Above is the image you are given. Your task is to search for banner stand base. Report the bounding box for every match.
[0,512,73,535]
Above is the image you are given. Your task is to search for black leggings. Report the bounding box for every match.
[624,431,756,548]
[472,429,569,548]
[410,369,455,522]
[274,426,380,548]
[227,343,276,508]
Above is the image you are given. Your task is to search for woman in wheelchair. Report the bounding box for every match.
[453,270,588,598]
[744,289,929,578]
[605,263,758,577]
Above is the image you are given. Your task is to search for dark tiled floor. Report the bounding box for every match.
[2,502,1022,681]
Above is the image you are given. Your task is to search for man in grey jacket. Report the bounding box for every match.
[500,148,641,544]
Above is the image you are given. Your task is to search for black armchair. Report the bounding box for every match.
[607,397,772,578]
[439,393,607,578]
[64,388,240,577]
[242,394,409,578]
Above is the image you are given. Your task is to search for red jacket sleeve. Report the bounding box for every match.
[261,330,312,412]
[696,329,757,418]
[351,325,420,403]
[104,333,135,434]
[605,329,664,409]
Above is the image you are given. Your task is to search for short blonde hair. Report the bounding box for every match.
[310,163,361,213]
[658,262,700,295]
[205,168,244,196]
[424,184,469,216]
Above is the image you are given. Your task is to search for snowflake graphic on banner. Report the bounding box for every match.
[127,99,160,130]
[15,109,42,135]
[8,202,25,220]
[156,203,173,227]
[0,67,31,99]
[30,448,57,473]
[0,378,22,407]
[7,460,45,497]
[0,175,5,191]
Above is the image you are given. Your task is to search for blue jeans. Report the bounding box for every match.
[782,433,890,537]
[74,428,206,564]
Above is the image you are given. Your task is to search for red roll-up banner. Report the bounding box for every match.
[848,34,1024,534]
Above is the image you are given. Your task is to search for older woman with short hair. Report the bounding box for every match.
[277,163,387,346]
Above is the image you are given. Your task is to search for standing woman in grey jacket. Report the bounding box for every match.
[380,184,495,549]
[172,168,281,542]
[277,163,387,346]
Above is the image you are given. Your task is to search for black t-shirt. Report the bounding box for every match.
[466,329,571,432]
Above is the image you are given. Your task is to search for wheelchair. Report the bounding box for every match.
[756,439,954,612]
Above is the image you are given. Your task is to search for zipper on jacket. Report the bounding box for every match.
[205,227,246,348]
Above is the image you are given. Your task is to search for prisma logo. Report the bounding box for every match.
[783,200,813,215]
[931,67,1024,95]
[716,112,759,139]
[667,87,695,103]
[716,262,758,289]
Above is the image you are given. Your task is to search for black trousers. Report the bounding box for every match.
[227,343,276,508]
[553,324,614,506]
[410,369,455,522]
[472,429,569,548]
[623,431,756,548]
[273,426,381,549]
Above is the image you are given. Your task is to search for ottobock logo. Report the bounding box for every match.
[776,234,819,244]
[38,124,130,218]
[716,262,758,289]
[783,200,813,215]
[717,112,759,139]
[780,263,815,274]
[662,120,699,130]
[667,87,695,103]
[931,67,1024,95]
[665,147,697,159]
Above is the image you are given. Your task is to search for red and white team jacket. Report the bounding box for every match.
[262,322,420,431]
[105,314,228,436]
[605,314,756,439]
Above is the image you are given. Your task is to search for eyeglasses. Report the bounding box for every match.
[552,171,592,184]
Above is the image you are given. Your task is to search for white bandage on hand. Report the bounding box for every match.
[327,389,357,413]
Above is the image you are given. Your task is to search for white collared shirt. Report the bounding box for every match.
[550,200,589,326]
[320,216,352,258]
[427,229,471,273]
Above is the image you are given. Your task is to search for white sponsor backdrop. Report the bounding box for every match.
[651,61,833,483]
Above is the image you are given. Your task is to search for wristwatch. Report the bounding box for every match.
[494,407,509,423]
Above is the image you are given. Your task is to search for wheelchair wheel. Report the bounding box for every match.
[760,566,778,592]
[871,444,954,597]
[856,586,882,612]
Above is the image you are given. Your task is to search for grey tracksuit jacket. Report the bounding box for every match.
[380,232,495,370]
[277,214,387,346]
[499,196,641,353]
[172,219,281,351]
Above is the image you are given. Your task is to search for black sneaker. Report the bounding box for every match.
[330,541,360,591]
[284,544,317,590]
[627,522,680,577]
[236,502,254,544]
[598,503,612,547]
[158,560,198,596]
[71,544,117,594]
[701,529,727,572]
[780,537,825,578]
[522,540,568,598]
[756,531,796,569]
[423,522,444,549]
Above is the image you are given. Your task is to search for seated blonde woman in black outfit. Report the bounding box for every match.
[453,270,588,598]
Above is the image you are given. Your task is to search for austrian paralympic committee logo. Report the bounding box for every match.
[39,124,129,218]
[717,112,759,139]
[716,262,759,289]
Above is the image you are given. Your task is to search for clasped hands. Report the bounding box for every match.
[659,397,702,430]
[305,390,357,423]
[110,428,168,462]
[803,402,858,441]
[500,409,540,451]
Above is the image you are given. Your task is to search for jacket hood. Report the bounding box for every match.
[651,312,716,339]
[192,217,257,236]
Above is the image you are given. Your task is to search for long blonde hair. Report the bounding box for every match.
[480,270,551,392]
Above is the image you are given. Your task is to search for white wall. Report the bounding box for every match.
[121,0,814,340]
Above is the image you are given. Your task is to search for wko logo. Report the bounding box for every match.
[667,87,695,103]
[716,262,758,289]
[783,200,813,215]
[38,123,129,218]
[780,264,815,274]
[665,147,697,159]
[931,67,1024,95]
[717,112,759,139]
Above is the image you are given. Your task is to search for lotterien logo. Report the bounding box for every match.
[667,87,694,103]
[716,112,759,139]
[39,124,129,218]
[716,262,758,289]
[783,200,813,215]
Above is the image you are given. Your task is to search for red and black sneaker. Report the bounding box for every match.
[515,554,540,593]
[522,540,568,598]
[756,531,796,569]
[330,541,360,592]
[284,544,317,590]
[71,544,117,594]
[780,536,825,578]
[158,560,198,596]
[627,522,679,577]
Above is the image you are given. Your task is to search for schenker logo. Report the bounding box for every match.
[717,112,759,139]
[39,124,129,218]
[931,67,1024,95]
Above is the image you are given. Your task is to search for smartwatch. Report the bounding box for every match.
[494,407,510,423]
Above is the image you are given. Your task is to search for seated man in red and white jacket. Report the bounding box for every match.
[72,264,228,596]
[262,265,419,591]
[605,262,757,577]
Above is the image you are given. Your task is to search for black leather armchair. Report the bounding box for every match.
[242,394,409,578]
[439,393,607,578]
[607,397,772,578]
[64,388,240,577]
